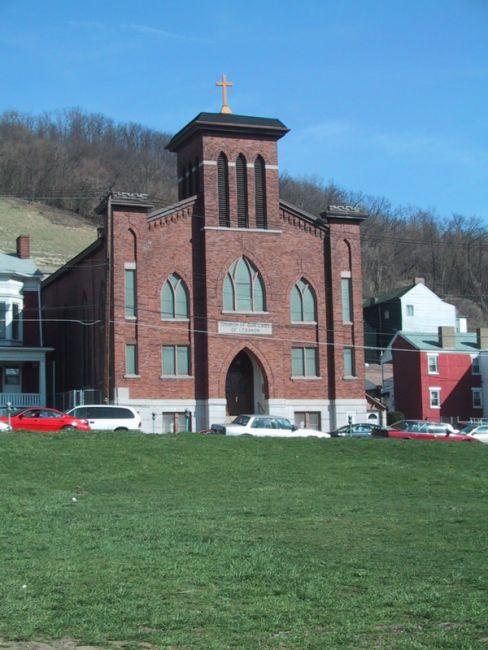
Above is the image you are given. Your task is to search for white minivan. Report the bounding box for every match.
[66,405,141,431]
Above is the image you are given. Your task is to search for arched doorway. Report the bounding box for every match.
[226,351,253,416]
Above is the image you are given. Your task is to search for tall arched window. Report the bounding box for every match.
[254,155,267,229]
[236,154,248,228]
[291,278,316,322]
[223,257,265,312]
[217,152,230,227]
[161,274,189,319]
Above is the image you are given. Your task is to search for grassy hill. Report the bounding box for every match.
[0,432,486,649]
[0,197,98,276]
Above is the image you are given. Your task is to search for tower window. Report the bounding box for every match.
[236,154,249,228]
[162,274,189,319]
[291,279,316,322]
[217,152,230,227]
[254,155,267,229]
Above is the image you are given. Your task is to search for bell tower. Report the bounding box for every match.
[166,91,289,230]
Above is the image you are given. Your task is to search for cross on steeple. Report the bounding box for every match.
[216,73,233,114]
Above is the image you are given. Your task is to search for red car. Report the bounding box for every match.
[372,419,476,442]
[0,407,91,432]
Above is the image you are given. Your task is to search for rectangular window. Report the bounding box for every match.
[341,276,352,323]
[125,268,137,318]
[343,347,356,377]
[0,302,6,339]
[429,387,441,408]
[292,347,318,377]
[125,344,138,375]
[163,412,190,433]
[427,354,438,374]
[294,411,321,430]
[471,355,480,375]
[162,345,190,376]
[4,367,20,386]
[406,304,414,316]
[12,303,20,340]
[472,388,483,409]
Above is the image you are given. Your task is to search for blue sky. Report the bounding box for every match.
[1,0,487,222]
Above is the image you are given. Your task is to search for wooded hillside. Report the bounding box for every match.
[1,109,486,325]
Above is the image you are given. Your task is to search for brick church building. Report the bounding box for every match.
[42,99,368,433]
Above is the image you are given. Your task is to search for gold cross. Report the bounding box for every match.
[216,73,233,114]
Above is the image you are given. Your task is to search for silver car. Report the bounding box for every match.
[211,414,330,438]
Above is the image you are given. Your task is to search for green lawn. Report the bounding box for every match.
[0,432,487,649]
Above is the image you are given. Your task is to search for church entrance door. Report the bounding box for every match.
[225,351,254,416]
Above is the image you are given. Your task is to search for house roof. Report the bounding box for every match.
[0,251,42,278]
[363,283,417,308]
[394,331,481,353]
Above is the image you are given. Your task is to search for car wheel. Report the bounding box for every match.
[62,425,75,431]
[114,427,128,432]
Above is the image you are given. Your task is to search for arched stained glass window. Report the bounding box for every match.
[162,274,189,319]
[236,154,248,228]
[217,152,230,227]
[291,278,316,322]
[223,257,265,312]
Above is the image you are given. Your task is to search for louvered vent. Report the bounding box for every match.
[236,154,249,228]
[254,156,267,229]
[217,153,230,227]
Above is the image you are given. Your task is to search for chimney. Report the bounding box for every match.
[16,235,30,259]
[476,328,488,350]
[414,277,425,285]
[439,326,456,349]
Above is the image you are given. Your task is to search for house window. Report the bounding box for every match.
[471,355,480,375]
[163,412,191,433]
[162,345,190,376]
[162,274,189,319]
[217,152,230,227]
[292,347,318,377]
[406,304,414,316]
[223,257,265,312]
[12,303,20,340]
[4,367,20,386]
[472,388,483,409]
[0,300,23,341]
[236,154,249,228]
[429,387,441,408]
[343,347,356,377]
[291,278,316,322]
[341,276,353,323]
[125,344,138,375]
[254,155,267,229]
[294,411,321,430]
[125,267,137,318]
[0,302,6,339]
[427,354,439,374]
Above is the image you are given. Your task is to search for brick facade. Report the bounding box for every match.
[42,111,368,432]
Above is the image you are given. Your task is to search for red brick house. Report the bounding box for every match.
[0,235,52,408]
[42,110,368,433]
[387,326,487,422]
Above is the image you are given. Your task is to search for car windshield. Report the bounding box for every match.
[460,424,477,434]
[232,415,251,426]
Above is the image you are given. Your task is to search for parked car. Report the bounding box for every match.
[329,422,375,437]
[211,414,331,438]
[372,419,474,442]
[0,407,91,432]
[458,423,488,444]
[66,405,142,431]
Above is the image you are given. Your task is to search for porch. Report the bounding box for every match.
[0,392,41,408]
